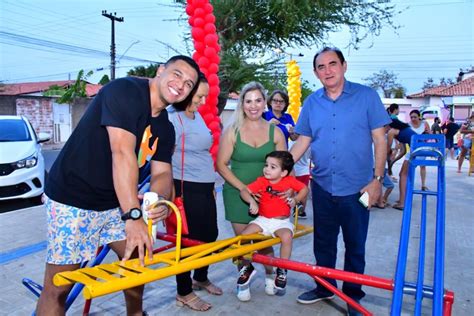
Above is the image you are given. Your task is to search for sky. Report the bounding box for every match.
[0,0,473,95]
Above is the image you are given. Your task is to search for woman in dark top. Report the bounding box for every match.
[263,90,298,145]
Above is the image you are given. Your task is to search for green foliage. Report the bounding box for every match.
[127,64,159,78]
[57,70,93,104]
[98,74,110,85]
[364,69,405,98]
[174,0,399,112]
[43,85,66,97]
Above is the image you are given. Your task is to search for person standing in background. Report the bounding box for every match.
[264,90,298,146]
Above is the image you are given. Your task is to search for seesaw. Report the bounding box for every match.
[51,200,313,299]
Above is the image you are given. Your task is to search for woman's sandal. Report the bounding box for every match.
[392,203,404,211]
[176,293,212,311]
[192,280,223,296]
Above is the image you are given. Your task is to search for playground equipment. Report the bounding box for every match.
[23,135,454,315]
[253,134,454,315]
[392,134,452,315]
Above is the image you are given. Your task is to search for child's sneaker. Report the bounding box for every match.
[265,274,277,295]
[298,209,307,219]
[275,268,287,290]
[237,263,256,286]
[237,284,251,301]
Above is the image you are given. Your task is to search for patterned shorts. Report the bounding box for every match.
[45,195,126,265]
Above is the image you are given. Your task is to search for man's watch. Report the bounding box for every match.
[374,175,384,183]
[121,208,143,221]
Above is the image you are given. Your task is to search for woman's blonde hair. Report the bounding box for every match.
[230,81,267,136]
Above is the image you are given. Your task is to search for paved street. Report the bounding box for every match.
[0,158,472,315]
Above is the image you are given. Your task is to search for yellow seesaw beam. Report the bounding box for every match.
[53,200,312,299]
[53,225,313,299]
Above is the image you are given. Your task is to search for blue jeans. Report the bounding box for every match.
[311,181,370,300]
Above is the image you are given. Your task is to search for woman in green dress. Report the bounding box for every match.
[217,81,286,301]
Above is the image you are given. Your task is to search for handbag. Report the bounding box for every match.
[165,113,190,235]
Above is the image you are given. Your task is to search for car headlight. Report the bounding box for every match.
[16,154,38,169]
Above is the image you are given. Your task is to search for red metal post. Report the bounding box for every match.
[312,275,372,316]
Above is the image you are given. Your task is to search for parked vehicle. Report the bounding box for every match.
[0,115,50,200]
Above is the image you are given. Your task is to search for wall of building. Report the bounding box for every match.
[0,96,18,115]
[16,97,54,144]
[71,97,91,129]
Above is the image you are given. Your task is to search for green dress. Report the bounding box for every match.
[223,124,276,223]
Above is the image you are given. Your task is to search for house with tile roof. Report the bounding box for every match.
[407,75,474,123]
[0,80,102,144]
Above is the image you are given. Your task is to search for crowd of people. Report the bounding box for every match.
[34,48,473,316]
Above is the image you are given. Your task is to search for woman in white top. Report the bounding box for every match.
[393,109,431,210]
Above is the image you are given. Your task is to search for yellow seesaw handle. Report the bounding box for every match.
[145,199,182,264]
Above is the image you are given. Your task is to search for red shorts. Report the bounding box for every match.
[296,175,310,186]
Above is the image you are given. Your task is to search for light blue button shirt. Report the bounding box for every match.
[295,80,391,196]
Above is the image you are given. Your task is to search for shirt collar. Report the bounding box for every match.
[316,78,353,99]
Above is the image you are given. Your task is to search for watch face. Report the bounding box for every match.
[130,208,142,219]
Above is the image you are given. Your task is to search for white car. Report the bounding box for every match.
[0,115,50,200]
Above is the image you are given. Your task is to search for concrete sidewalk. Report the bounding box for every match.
[0,159,472,315]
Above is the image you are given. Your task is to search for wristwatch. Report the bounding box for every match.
[121,208,143,221]
[374,175,384,183]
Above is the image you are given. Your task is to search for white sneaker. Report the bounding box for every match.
[237,284,251,301]
[265,275,277,295]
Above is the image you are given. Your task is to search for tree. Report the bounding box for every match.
[422,77,436,90]
[363,70,405,98]
[56,70,93,104]
[127,64,159,78]
[174,0,399,113]
[98,74,110,85]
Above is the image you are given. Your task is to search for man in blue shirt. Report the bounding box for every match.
[290,47,391,315]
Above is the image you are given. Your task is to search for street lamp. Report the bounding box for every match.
[117,40,140,64]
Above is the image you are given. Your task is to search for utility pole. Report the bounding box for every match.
[102,10,124,80]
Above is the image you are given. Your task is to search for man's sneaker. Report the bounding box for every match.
[265,274,277,295]
[237,264,256,286]
[298,210,307,219]
[237,284,251,301]
[296,289,335,304]
[274,268,287,290]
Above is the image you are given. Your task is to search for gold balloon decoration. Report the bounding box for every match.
[286,60,302,122]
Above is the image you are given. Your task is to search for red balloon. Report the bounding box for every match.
[203,3,213,14]
[208,121,219,131]
[204,13,215,24]
[194,41,205,53]
[208,73,219,86]
[210,54,220,64]
[208,63,219,74]
[204,34,218,46]
[204,47,217,58]
[185,4,195,16]
[209,85,220,97]
[204,23,216,34]
[213,116,221,124]
[198,56,210,68]
[194,0,205,7]
[212,106,218,115]
[203,113,213,122]
[191,27,205,41]
[194,8,205,17]
[188,16,195,26]
[210,146,218,156]
[192,51,202,62]
[194,17,205,28]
